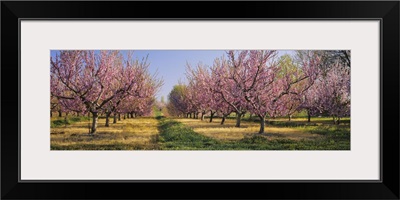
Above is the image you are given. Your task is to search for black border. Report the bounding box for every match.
[2,1,399,199]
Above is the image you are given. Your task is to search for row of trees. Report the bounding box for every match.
[167,50,350,134]
[50,50,162,134]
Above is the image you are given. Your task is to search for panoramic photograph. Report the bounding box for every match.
[50,50,350,150]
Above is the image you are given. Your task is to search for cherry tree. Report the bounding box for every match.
[119,71,162,119]
[102,53,162,126]
[223,50,321,133]
[211,56,249,127]
[185,62,216,121]
[202,60,233,124]
[50,96,61,117]
[298,83,322,122]
[136,97,156,117]
[273,54,305,121]
[298,51,351,124]
[227,50,279,133]
[51,50,154,134]
[213,92,234,125]
[50,74,64,117]
[270,93,300,121]
[313,62,350,124]
[185,59,238,124]
[51,70,88,117]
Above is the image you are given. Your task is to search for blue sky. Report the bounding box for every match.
[51,50,294,101]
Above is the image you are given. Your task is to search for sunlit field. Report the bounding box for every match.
[175,118,323,141]
[160,116,350,150]
[51,117,159,150]
[51,114,350,150]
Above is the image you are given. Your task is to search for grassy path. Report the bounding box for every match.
[157,117,219,150]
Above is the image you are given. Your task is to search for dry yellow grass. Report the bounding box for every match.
[51,117,159,150]
[174,118,321,141]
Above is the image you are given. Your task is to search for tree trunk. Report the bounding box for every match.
[235,112,241,127]
[58,110,62,117]
[50,111,53,118]
[105,112,111,127]
[118,114,121,121]
[209,112,215,122]
[221,116,226,125]
[201,112,205,121]
[124,114,126,119]
[113,113,117,124]
[64,116,68,128]
[88,112,91,134]
[307,110,311,122]
[288,115,291,121]
[91,112,98,134]
[76,112,80,117]
[259,115,265,134]
[189,113,192,118]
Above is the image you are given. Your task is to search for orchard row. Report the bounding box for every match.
[50,51,163,134]
[167,50,350,134]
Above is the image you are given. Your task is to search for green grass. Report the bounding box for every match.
[50,116,90,128]
[51,117,160,150]
[157,117,350,150]
[158,117,219,150]
[51,115,350,150]
[51,142,132,150]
